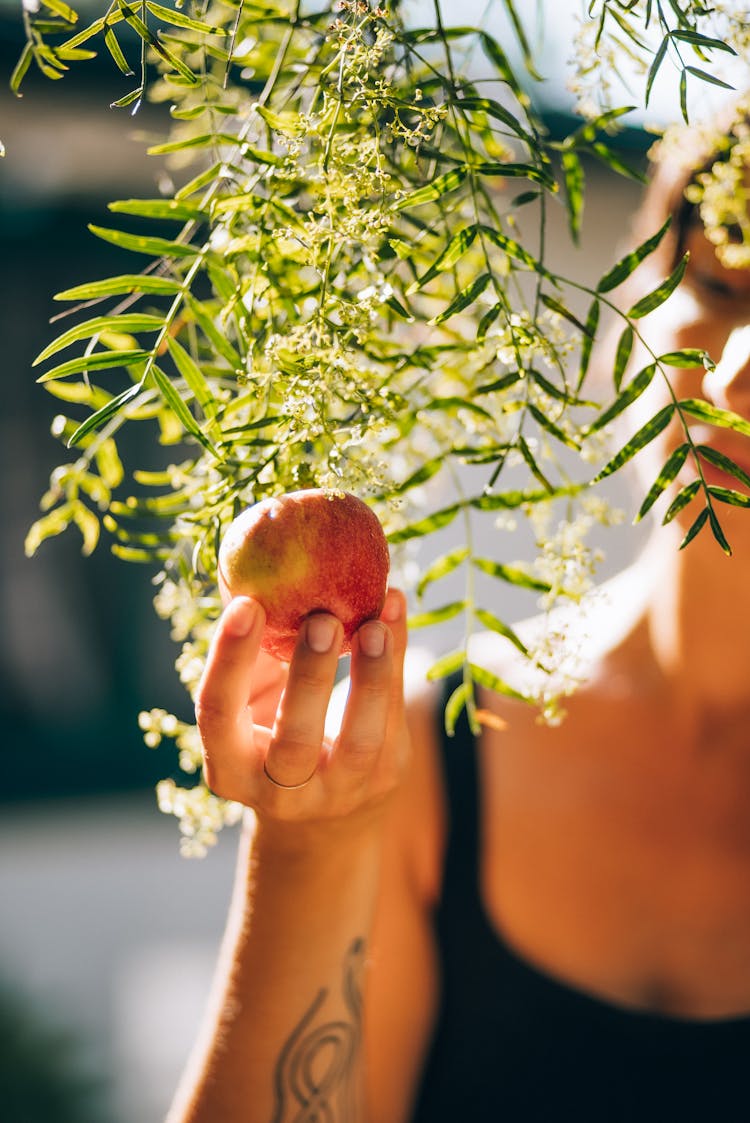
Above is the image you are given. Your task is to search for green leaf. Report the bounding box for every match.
[528,403,580,450]
[165,337,219,424]
[613,325,634,391]
[708,509,732,555]
[657,349,709,368]
[408,601,466,629]
[679,506,709,549]
[645,35,668,106]
[706,486,750,508]
[627,254,689,318]
[117,0,198,83]
[88,224,200,259]
[539,293,589,336]
[407,226,477,293]
[670,29,737,54]
[578,297,600,387]
[679,399,750,439]
[390,458,445,496]
[417,547,470,598]
[594,404,673,482]
[596,217,671,292]
[426,649,466,682]
[662,479,701,524]
[34,314,164,365]
[10,43,34,96]
[472,557,551,593]
[109,198,207,221]
[587,363,656,434]
[40,0,77,20]
[430,273,491,325]
[481,225,553,277]
[395,167,468,210]
[684,66,735,91]
[636,442,690,521]
[696,444,750,490]
[67,382,146,447]
[104,27,133,75]
[145,1,225,34]
[562,148,585,242]
[185,294,243,369]
[479,31,526,101]
[37,349,150,382]
[387,504,462,544]
[55,273,184,301]
[467,662,531,702]
[457,96,532,141]
[473,608,529,656]
[149,364,218,453]
[147,132,242,155]
[473,162,556,190]
[444,679,471,737]
[499,0,543,81]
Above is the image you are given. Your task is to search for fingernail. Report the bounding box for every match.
[226,597,256,637]
[381,590,402,623]
[306,614,338,654]
[360,621,386,658]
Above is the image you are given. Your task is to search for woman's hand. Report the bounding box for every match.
[195,587,408,827]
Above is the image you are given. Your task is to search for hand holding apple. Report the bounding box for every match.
[218,488,390,663]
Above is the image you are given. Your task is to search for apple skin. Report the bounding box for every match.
[218,489,390,662]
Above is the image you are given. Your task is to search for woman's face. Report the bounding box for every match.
[623,202,750,527]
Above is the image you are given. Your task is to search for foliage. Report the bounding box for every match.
[12,0,750,852]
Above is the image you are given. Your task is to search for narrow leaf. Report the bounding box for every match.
[636,442,690,521]
[407,226,477,293]
[387,504,462,544]
[613,325,634,391]
[34,314,164,365]
[679,506,709,548]
[597,217,671,292]
[426,649,466,682]
[587,364,656,434]
[662,479,701,524]
[474,608,529,656]
[417,547,470,599]
[594,404,673,482]
[88,224,199,258]
[697,444,750,489]
[430,273,491,326]
[395,166,468,210]
[68,382,145,447]
[627,254,688,319]
[473,556,551,593]
[680,398,750,439]
[444,680,471,737]
[37,349,150,382]
[408,601,466,629]
[55,274,183,301]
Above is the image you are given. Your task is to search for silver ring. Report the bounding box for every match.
[263,759,316,790]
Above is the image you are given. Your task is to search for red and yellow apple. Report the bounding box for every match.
[218,488,390,662]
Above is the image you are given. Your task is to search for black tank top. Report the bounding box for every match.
[410,675,750,1122]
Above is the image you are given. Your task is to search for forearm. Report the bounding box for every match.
[167,813,384,1123]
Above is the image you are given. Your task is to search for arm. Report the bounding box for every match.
[166,589,437,1123]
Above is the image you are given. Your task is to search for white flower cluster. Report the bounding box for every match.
[156,779,244,859]
[684,112,750,270]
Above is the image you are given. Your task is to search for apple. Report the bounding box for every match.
[218,488,390,662]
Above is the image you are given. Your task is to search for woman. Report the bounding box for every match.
[166,112,750,1123]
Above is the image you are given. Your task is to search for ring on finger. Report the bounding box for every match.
[263,759,317,790]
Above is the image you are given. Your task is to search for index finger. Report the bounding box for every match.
[195,596,266,751]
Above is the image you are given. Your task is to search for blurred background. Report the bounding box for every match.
[0,1,679,1118]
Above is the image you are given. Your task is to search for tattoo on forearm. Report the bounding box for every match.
[270,938,365,1122]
